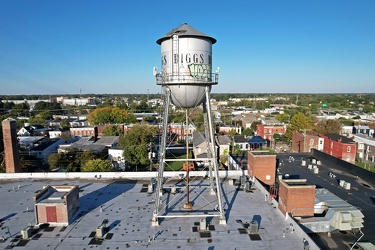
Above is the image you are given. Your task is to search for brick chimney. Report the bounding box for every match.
[2,119,21,173]
[278,179,315,217]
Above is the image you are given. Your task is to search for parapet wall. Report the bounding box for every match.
[0,170,244,180]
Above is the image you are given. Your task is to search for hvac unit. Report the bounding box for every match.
[96,226,104,238]
[21,227,31,239]
[248,220,259,234]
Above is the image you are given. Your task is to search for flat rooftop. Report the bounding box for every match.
[0,178,313,249]
[277,153,375,250]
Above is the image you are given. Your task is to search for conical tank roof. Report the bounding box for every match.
[156,23,216,45]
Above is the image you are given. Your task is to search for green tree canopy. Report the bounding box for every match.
[33,101,62,116]
[241,128,254,136]
[28,115,47,126]
[48,149,99,171]
[275,113,290,123]
[284,112,311,142]
[314,119,342,134]
[88,107,137,125]
[102,125,123,136]
[120,123,157,167]
[81,159,113,172]
[10,102,30,117]
[60,120,71,130]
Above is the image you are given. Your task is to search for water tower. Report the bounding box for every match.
[152,23,225,226]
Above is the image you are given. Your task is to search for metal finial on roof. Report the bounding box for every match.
[156,23,216,44]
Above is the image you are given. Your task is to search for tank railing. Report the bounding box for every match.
[156,72,218,85]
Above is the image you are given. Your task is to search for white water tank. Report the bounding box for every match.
[156,23,218,108]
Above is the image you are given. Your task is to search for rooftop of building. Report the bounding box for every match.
[276,153,375,249]
[0,176,316,249]
[322,133,355,144]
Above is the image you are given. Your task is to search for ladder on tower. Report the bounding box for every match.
[172,34,179,79]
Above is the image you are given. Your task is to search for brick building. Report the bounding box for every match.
[70,126,98,138]
[247,152,276,185]
[34,185,79,226]
[168,123,196,142]
[278,179,315,217]
[291,131,323,153]
[320,133,356,164]
[256,124,286,146]
[2,119,21,173]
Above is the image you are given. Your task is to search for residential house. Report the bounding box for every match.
[291,131,323,153]
[192,132,207,159]
[217,124,241,135]
[369,123,375,138]
[216,135,231,159]
[70,119,89,128]
[240,113,259,129]
[169,123,196,142]
[17,124,47,136]
[29,138,65,163]
[248,136,267,150]
[320,133,357,164]
[18,136,44,150]
[341,126,353,136]
[256,124,286,146]
[48,129,70,140]
[233,135,250,151]
[60,136,119,154]
[352,134,375,163]
[353,125,371,136]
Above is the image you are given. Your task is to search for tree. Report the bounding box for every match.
[136,101,151,113]
[60,120,71,130]
[48,153,65,170]
[251,121,262,131]
[10,102,30,117]
[284,112,311,142]
[81,159,113,172]
[241,128,254,136]
[338,117,354,126]
[314,119,342,134]
[28,115,47,126]
[48,149,99,171]
[273,133,281,141]
[102,125,123,136]
[33,101,62,116]
[88,107,137,125]
[227,129,237,136]
[276,113,290,123]
[119,123,157,167]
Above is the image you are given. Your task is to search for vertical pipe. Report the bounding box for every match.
[185,108,190,206]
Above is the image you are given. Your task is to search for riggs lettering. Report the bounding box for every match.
[161,53,211,66]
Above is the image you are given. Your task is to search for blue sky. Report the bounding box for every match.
[0,0,374,95]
